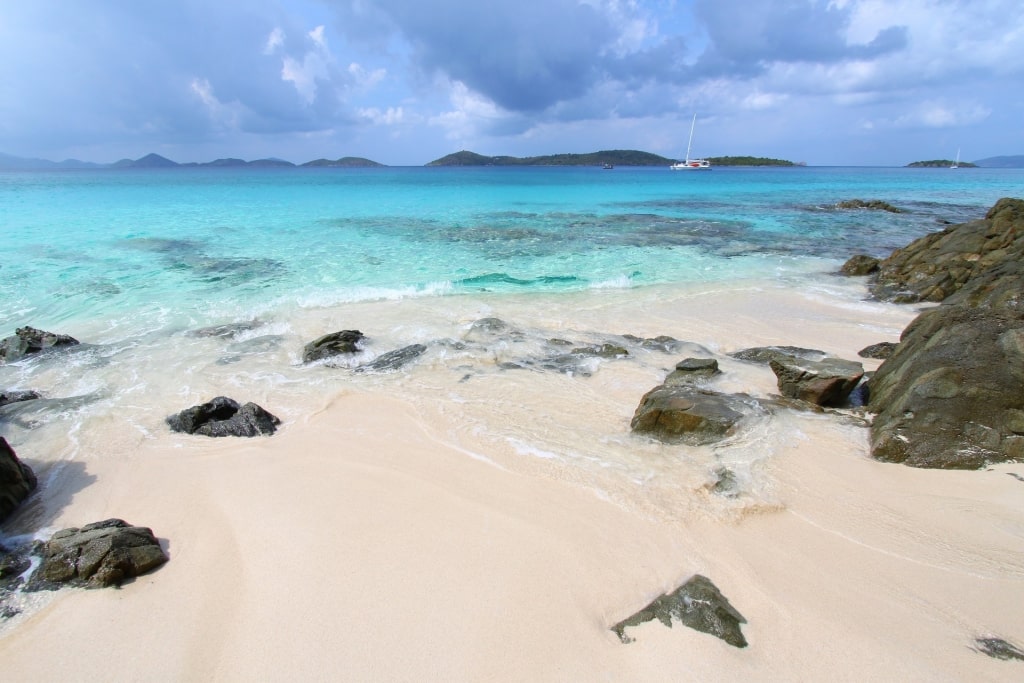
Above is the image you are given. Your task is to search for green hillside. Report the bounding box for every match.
[427,149,675,167]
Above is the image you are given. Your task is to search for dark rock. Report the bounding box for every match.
[303,330,365,363]
[869,198,1024,304]
[0,390,41,407]
[835,199,904,213]
[569,343,629,358]
[464,318,521,343]
[0,436,37,523]
[729,346,826,365]
[769,355,865,407]
[631,385,754,445]
[665,358,721,385]
[866,198,1024,468]
[858,342,899,359]
[709,466,739,497]
[841,254,881,276]
[352,344,427,373]
[30,519,167,589]
[973,637,1024,661]
[612,574,747,648]
[167,397,280,437]
[0,326,80,364]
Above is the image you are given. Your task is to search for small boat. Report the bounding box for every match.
[602,163,614,169]
[950,148,960,169]
[670,114,712,170]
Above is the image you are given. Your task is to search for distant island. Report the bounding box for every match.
[0,151,384,170]
[971,155,1024,168]
[906,159,978,168]
[706,156,799,167]
[426,150,798,167]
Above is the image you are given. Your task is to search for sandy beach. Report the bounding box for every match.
[2,278,1023,681]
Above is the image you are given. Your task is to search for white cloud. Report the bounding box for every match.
[359,106,405,125]
[348,62,387,89]
[264,27,284,55]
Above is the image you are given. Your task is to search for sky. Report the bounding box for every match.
[0,0,1022,166]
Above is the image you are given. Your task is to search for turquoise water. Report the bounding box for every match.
[0,164,1021,535]
[3,165,1020,333]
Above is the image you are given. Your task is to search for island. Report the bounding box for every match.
[906,159,978,168]
[426,150,676,167]
[705,156,799,167]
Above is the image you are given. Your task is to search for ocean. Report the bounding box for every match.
[1,165,1022,525]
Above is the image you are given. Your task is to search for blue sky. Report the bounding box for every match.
[1,0,1021,165]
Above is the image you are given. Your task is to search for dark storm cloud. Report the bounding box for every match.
[693,0,907,72]
[330,0,618,111]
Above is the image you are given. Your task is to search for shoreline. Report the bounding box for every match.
[2,277,1023,680]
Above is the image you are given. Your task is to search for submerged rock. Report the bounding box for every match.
[187,320,262,339]
[303,330,365,363]
[835,199,904,213]
[0,326,80,364]
[612,574,748,648]
[0,437,37,523]
[30,519,167,589]
[167,397,280,437]
[352,344,427,373]
[769,355,865,407]
[0,390,41,408]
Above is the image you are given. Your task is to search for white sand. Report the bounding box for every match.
[2,278,1023,681]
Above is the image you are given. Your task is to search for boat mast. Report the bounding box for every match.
[685,114,697,163]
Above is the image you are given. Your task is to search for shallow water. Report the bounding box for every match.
[0,165,1019,529]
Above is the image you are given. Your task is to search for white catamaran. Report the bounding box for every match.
[670,114,711,170]
[951,148,960,169]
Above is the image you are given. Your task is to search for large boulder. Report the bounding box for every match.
[612,574,748,648]
[631,385,752,445]
[868,198,1024,303]
[769,355,865,407]
[867,198,1024,468]
[303,330,365,363]
[0,437,37,523]
[30,519,167,589]
[167,397,280,437]
[0,326,80,364]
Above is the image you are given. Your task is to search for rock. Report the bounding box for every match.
[612,574,748,647]
[858,342,898,359]
[866,198,1024,468]
[187,320,262,338]
[729,346,826,365]
[352,344,427,373]
[464,317,521,343]
[0,326,80,364]
[167,397,280,437]
[0,437,37,523]
[621,334,685,353]
[973,637,1024,661]
[665,358,721,385]
[303,330,365,363]
[0,390,41,407]
[31,519,167,589]
[631,385,751,445]
[869,198,1024,304]
[568,343,628,358]
[769,355,865,407]
[835,199,904,213]
[841,254,880,276]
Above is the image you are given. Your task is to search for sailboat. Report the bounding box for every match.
[950,148,960,169]
[670,114,712,170]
